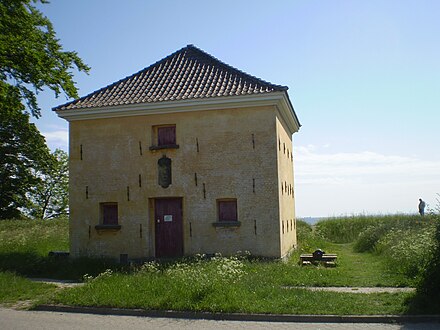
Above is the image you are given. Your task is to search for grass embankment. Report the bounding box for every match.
[0,215,438,314]
[0,218,118,280]
[0,218,116,306]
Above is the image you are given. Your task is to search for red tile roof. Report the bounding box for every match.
[54,45,290,111]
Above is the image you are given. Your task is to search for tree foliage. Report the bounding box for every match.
[0,0,87,218]
[0,0,90,117]
[0,82,51,219]
[27,148,69,219]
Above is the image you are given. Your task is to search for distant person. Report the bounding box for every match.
[418,198,426,216]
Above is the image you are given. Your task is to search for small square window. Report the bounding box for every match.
[158,125,176,146]
[150,125,179,150]
[218,199,237,222]
[101,203,118,225]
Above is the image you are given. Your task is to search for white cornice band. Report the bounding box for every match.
[55,92,301,134]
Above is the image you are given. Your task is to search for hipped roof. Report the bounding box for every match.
[54,44,292,112]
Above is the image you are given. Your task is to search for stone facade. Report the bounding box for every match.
[67,104,297,260]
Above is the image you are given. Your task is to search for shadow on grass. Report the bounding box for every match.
[405,293,440,315]
[0,251,121,281]
[0,250,269,283]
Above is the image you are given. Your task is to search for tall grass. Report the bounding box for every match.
[296,220,327,253]
[409,197,440,313]
[315,214,422,244]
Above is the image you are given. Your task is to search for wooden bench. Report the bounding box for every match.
[300,249,337,267]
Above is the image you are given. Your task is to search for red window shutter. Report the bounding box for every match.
[158,126,176,146]
[103,204,118,225]
[219,200,237,222]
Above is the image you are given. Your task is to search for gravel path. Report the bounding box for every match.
[29,278,416,293]
[28,278,84,288]
[283,286,416,293]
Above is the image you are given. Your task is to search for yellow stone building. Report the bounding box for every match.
[55,45,301,261]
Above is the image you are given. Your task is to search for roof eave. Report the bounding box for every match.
[55,92,300,133]
[279,92,301,134]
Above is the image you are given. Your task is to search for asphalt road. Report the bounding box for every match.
[0,308,439,330]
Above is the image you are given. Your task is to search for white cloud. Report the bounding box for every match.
[42,129,68,151]
[294,145,440,217]
[295,146,440,185]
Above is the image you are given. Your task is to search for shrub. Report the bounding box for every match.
[376,226,436,278]
[297,220,312,240]
[315,216,378,243]
[412,195,440,312]
[165,254,245,286]
[130,254,248,305]
[295,220,327,253]
[354,215,433,249]
[354,224,391,252]
[317,214,422,245]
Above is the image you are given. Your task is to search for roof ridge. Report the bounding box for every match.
[185,44,288,91]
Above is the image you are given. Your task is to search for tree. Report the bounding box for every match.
[0,82,51,219]
[27,149,69,219]
[0,0,90,117]
[0,0,88,218]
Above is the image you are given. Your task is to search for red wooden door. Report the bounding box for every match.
[154,198,183,258]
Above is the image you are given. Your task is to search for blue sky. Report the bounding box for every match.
[33,0,440,217]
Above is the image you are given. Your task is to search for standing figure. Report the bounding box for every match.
[418,198,426,216]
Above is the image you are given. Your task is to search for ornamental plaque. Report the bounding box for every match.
[158,155,172,188]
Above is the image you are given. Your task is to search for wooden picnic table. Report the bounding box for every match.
[300,249,337,266]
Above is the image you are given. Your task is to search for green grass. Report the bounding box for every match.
[0,272,57,307]
[0,218,69,254]
[51,271,412,315]
[286,243,413,287]
[47,248,416,314]
[315,214,438,283]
